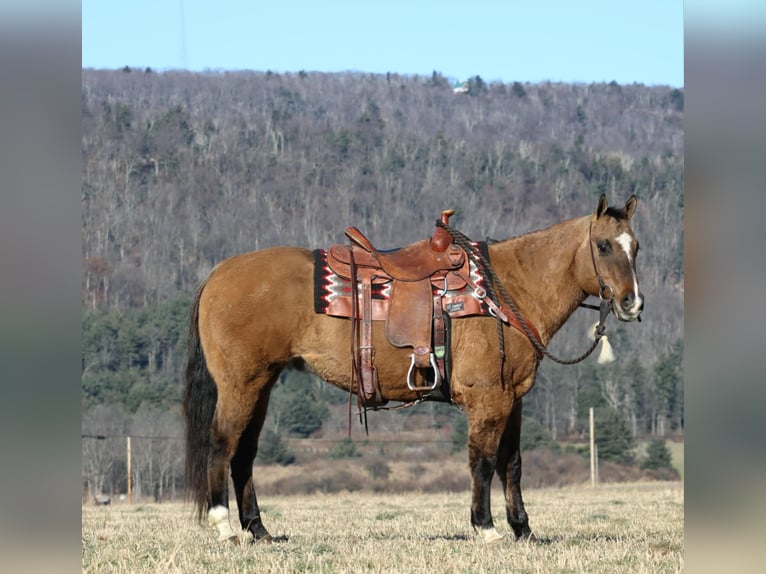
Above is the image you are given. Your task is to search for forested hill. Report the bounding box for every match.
[81,69,683,431]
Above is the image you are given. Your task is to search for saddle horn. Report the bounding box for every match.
[431,209,456,252]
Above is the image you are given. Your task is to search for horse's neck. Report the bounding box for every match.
[489,216,590,342]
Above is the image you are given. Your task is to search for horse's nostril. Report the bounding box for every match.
[621,293,634,310]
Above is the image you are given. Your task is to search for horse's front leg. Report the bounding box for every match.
[496,398,536,541]
[467,411,506,544]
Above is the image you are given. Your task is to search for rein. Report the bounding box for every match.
[436,220,613,367]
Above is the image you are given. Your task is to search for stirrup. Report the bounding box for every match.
[406,352,441,392]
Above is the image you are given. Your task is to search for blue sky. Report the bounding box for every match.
[82,1,683,87]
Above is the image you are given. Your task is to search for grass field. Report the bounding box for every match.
[82,481,682,573]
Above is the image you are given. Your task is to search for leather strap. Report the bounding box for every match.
[359,275,379,403]
[432,293,447,382]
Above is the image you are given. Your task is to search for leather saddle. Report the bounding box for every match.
[325,210,466,405]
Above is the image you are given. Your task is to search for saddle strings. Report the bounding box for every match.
[435,220,605,366]
[348,251,371,434]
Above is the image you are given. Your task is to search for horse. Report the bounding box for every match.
[183,194,643,544]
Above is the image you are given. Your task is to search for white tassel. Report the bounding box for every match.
[597,335,615,364]
[589,321,616,364]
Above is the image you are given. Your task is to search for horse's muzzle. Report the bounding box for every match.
[615,291,644,322]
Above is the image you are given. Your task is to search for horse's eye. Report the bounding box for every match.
[597,240,612,255]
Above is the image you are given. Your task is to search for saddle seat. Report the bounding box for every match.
[344,219,464,281]
[326,242,468,290]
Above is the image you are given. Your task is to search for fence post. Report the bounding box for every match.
[595,443,599,484]
[589,408,596,487]
[127,436,132,504]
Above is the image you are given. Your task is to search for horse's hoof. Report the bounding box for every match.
[516,531,537,543]
[223,534,240,545]
[252,533,274,544]
[478,527,503,544]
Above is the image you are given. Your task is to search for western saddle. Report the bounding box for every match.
[326,210,482,407]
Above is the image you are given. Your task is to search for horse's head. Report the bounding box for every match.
[587,194,643,322]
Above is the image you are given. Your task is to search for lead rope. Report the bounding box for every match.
[435,221,610,366]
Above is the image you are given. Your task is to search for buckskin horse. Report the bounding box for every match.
[183,194,643,544]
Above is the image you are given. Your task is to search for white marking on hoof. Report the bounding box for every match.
[208,505,238,542]
[479,527,503,544]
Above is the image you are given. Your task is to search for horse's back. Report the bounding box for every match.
[204,246,313,301]
[198,246,316,371]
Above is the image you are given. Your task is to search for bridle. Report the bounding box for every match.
[587,218,616,304]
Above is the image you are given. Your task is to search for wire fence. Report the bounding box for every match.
[81,431,459,505]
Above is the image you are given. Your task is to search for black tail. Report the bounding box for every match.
[183,281,217,522]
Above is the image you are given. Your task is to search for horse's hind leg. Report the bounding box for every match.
[206,377,273,543]
[230,388,273,542]
[207,423,239,543]
[496,398,535,541]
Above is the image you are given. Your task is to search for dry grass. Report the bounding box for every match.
[82,481,683,573]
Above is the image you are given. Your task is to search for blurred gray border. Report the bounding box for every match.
[0,4,82,573]
[686,7,766,573]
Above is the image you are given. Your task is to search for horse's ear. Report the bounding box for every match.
[594,194,608,219]
[624,195,638,220]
